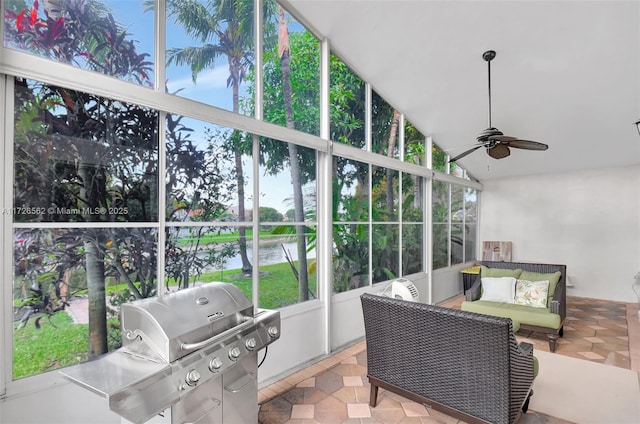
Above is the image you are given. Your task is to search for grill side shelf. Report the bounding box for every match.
[60,351,175,424]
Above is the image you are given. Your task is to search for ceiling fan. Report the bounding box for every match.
[449,50,548,163]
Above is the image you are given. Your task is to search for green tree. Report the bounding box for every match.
[6,0,157,358]
[259,206,284,223]
[275,5,311,302]
[160,0,276,275]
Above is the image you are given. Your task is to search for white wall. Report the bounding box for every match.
[0,374,120,424]
[479,165,640,303]
[257,300,325,385]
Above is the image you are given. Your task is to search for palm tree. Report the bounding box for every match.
[277,6,310,302]
[163,0,259,274]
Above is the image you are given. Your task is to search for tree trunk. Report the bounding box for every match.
[279,7,309,301]
[229,58,252,274]
[79,164,108,357]
[386,110,400,216]
[84,237,108,357]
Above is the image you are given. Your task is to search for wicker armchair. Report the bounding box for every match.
[360,293,535,424]
[464,261,567,352]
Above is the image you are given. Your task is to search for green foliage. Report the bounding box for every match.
[5,0,152,83]
[259,207,284,223]
[432,143,450,173]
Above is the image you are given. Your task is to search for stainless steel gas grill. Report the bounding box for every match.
[61,283,280,424]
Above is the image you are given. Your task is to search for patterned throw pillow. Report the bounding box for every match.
[514,279,550,308]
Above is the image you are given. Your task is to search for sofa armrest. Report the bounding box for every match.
[465,276,482,301]
[550,279,566,321]
[518,341,533,357]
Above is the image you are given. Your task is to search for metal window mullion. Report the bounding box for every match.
[426,136,434,304]
[433,170,483,190]
[0,50,329,155]
[398,174,403,278]
[155,1,167,297]
[365,83,372,152]
[157,112,167,297]
[399,113,405,161]
[447,182,452,267]
[1,75,14,391]
[332,143,429,178]
[155,0,166,94]
[318,37,332,354]
[251,0,264,309]
[368,163,373,286]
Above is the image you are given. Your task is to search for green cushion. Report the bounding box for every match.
[461,300,562,329]
[518,270,562,304]
[533,355,539,378]
[481,266,523,279]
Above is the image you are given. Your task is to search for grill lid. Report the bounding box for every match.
[121,282,253,362]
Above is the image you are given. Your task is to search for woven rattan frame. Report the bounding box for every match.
[361,293,535,424]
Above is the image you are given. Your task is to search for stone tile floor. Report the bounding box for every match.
[258,296,640,423]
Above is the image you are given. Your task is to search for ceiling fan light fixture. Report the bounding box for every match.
[634,119,640,136]
[487,143,510,159]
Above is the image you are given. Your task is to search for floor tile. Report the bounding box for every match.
[297,377,316,388]
[343,375,364,387]
[401,402,430,417]
[577,351,606,360]
[347,403,372,418]
[291,404,314,419]
[259,295,635,424]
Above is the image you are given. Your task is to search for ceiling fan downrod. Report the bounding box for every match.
[483,50,496,129]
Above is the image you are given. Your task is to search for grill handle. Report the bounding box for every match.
[180,317,254,352]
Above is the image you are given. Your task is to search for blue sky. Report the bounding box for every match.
[104,1,299,214]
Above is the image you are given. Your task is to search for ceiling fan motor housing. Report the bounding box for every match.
[476,127,503,142]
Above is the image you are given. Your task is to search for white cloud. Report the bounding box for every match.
[167,66,229,92]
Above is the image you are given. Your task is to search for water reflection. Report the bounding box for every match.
[203,241,316,271]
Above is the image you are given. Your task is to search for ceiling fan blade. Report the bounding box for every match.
[488,135,517,142]
[448,145,483,162]
[487,143,510,159]
[488,135,548,150]
[504,139,548,150]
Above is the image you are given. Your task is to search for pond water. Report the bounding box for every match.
[202,241,316,272]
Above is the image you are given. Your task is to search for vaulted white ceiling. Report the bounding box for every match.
[282,0,640,181]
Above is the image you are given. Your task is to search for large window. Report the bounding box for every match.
[165,0,255,114]
[262,4,320,136]
[256,141,318,308]
[12,79,159,379]
[432,179,477,269]
[372,91,400,159]
[332,156,426,292]
[333,158,370,292]
[329,56,365,148]
[4,0,154,86]
[2,0,479,386]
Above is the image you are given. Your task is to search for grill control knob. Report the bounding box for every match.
[229,347,242,360]
[209,357,223,372]
[185,369,201,386]
[268,326,279,337]
[245,337,257,350]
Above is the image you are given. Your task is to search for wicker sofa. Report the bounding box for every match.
[461,261,567,352]
[360,293,536,424]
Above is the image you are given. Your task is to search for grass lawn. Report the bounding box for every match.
[198,261,318,309]
[13,312,89,379]
[13,260,316,379]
